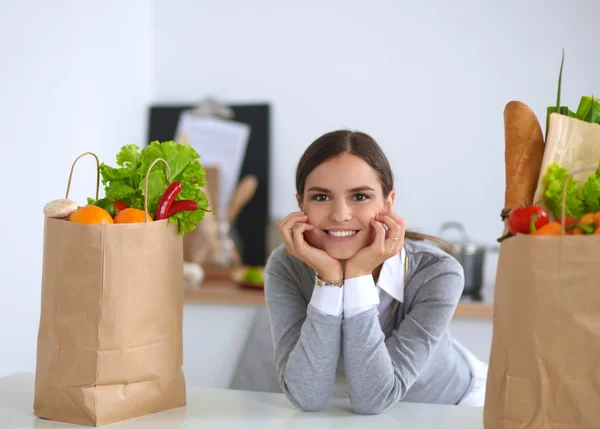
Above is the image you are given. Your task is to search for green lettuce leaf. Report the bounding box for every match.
[581,171,600,212]
[98,145,144,209]
[141,141,205,183]
[116,144,142,168]
[543,163,584,218]
[543,163,600,218]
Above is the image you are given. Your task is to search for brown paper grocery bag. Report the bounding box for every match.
[484,233,600,429]
[34,154,186,427]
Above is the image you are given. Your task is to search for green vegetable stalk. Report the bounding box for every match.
[547,50,600,130]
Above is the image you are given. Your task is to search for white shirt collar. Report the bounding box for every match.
[376,247,406,303]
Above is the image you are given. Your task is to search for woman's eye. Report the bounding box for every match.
[353,193,370,201]
[312,194,329,202]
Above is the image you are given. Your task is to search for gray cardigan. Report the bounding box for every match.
[263,238,474,415]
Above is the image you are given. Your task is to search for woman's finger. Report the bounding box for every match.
[292,223,313,249]
[370,219,387,252]
[279,214,308,242]
[287,223,316,260]
[279,212,307,231]
[378,212,406,243]
[376,213,404,257]
[380,211,406,232]
[376,214,401,239]
[279,214,307,253]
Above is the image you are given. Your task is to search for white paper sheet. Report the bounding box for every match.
[175,112,250,220]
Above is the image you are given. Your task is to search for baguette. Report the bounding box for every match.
[503,101,545,212]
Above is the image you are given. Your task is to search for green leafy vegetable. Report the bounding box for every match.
[547,50,600,128]
[580,170,600,212]
[543,163,600,218]
[575,95,600,124]
[97,140,210,235]
[543,164,584,218]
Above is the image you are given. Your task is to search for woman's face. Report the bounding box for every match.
[297,153,395,260]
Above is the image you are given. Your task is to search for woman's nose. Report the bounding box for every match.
[328,200,352,223]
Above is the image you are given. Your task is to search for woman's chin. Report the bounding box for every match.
[323,245,359,261]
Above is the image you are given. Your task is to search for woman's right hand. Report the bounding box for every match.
[278,212,343,281]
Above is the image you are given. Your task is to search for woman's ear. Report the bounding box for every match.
[385,190,396,211]
[296,193,302,210]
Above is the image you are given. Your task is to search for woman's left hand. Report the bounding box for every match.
[344,211,406,279]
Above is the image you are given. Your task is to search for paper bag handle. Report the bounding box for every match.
[144,158,172,223]
[65,152,100,201]
[560,167,598,234]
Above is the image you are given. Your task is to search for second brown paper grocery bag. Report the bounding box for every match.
[484,233,600,429]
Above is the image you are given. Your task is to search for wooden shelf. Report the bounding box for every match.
[184,278,493,318]
[184,278,265,306]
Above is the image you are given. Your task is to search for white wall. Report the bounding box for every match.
[153,0,600,246]
[0,1,153,377]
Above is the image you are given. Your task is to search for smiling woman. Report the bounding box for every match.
[264,130,488,415]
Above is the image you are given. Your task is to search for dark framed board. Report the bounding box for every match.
[147,103,270,266]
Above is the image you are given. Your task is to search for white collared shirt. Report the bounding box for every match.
[310,248,406,327]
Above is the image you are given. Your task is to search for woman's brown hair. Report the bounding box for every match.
[295,130,453,254]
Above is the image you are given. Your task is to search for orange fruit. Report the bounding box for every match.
[68,205,114,224]
[113,208,153,224]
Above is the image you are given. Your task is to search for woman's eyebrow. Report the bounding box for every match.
[306,186,330,193]
[306,186,376,193]
[348,186,376,193]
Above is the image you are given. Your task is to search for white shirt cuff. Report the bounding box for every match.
[343,274,379,318]
[309,284,343,316]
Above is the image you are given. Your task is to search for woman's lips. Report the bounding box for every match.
[323,229,359,242]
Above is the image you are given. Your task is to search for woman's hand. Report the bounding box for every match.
[344,211,405,279]
[278,212,343,281]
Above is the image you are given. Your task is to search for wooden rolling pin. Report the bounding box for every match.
[227,175,258,223]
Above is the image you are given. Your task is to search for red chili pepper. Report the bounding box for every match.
[166,199,198,217]
[113,201,129,213]
[156,181,182,220]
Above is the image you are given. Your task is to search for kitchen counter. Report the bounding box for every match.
[1,372,484,428]
[184,277,494,319]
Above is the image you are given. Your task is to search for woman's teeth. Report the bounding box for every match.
[327,230,357,237]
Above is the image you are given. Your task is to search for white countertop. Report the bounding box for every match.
[0,373,483,428]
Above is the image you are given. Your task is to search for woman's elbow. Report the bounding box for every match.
[351,402,388,415]
[281,386,328,412]
[279,373,330,412]
[297,400,328,412]
[287,394,328,412]
[350,390,401,415]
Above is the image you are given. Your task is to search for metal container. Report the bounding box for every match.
[437,221,496,301]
